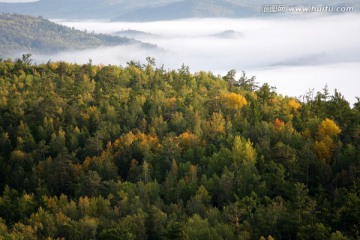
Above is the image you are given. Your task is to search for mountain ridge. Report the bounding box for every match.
[1,0,358,21]
[0,13,154,58]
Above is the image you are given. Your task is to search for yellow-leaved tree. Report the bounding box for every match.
[317,118,341,138]
[314,118,341,162]
[222,92,247,110]
[288,99,301,113]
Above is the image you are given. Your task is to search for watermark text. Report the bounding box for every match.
[262,5,354,13]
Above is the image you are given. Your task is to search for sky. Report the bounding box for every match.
[33,14,360,105]
[0,0,38,2]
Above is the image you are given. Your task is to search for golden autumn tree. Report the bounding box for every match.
[314,118,341,162]
[314,136,334,161]
[317,118,341,138]
[177,131,200,148]
[288,99,301,113]
[222,92,247,110]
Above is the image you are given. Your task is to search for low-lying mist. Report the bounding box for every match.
[33,14,360,105]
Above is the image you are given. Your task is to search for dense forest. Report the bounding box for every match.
[0,14,152,57]
[0,55,359,239]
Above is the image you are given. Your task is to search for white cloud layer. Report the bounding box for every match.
[33,14,360,105]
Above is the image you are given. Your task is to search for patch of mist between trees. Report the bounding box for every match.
[247,62,360,106]
[32,14,360,104]
[31,44,163,67]
[52,14,360,69]
[31,45,360,106]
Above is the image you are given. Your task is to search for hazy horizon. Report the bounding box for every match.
[0,0,38,2]
[31,14,360,105]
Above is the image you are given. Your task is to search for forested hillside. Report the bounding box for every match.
[0,14,151,57]
[0,57,359,239]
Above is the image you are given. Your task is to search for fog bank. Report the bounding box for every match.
[33,15,360,105]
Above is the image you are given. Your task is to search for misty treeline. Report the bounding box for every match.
[0,14,140,56]
[0,55,359,240]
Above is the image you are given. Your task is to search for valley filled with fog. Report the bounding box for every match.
[32,14,360,105]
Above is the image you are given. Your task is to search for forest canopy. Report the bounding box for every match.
[0,56,359,239]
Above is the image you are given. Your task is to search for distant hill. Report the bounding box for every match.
[0,14,153,57]
[0,0,358,21]
[113,30,158,39]
[210,30,244,39]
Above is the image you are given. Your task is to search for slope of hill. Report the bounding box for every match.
[0,0,358,21]
[0,58,358,239]
[0,14,153,57]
